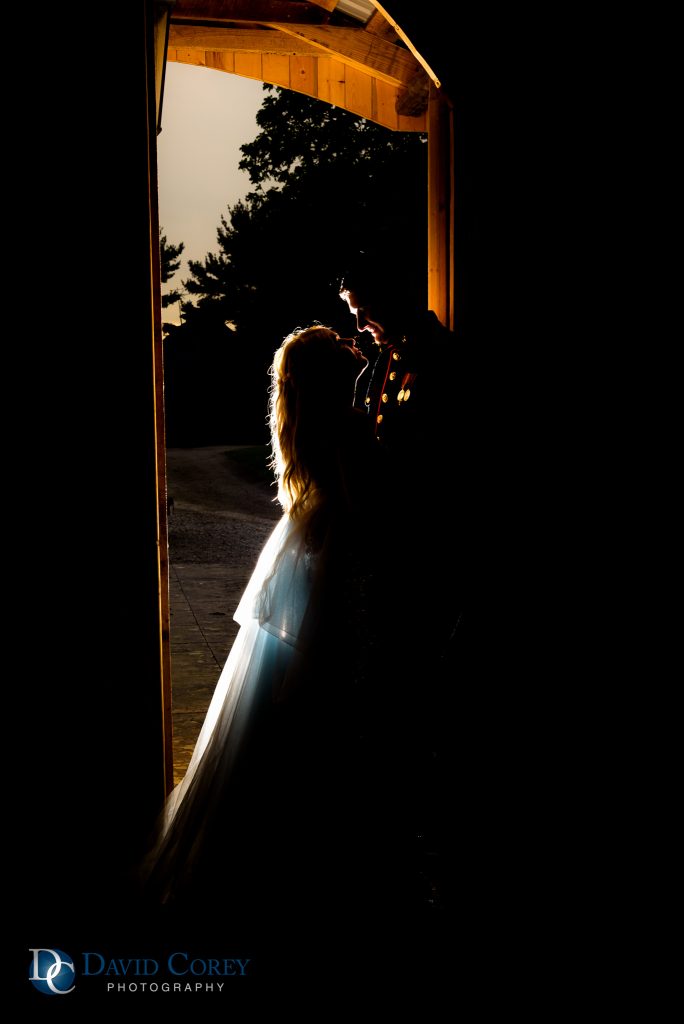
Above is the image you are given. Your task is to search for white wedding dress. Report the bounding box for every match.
[143,512,325,907]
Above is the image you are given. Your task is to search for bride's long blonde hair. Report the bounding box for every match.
[269,325,360,522]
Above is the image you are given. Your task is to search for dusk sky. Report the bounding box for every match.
[157,63,266,320]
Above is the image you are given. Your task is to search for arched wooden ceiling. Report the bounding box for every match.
[167,0,430,132]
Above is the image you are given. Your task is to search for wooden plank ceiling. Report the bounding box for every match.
[167,0,429,131]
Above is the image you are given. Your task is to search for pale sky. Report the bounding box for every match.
[157,63,266,318]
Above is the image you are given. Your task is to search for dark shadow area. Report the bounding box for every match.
[163,322,273,446]
[8,4,585,1008]
[223,446,275,486]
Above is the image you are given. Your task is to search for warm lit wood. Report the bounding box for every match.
[267,23,420,87]
[172,46,207,65]
[317,55,346,106]
[316,53,332,102]
[428,84,445,323]
[291,54,317,96]
[397,110,424,132]
[306,0,337,10]
[395,72,429,116]
[345,65,372,119]
[169,24,321,54]
[368,0,441,87]
[374,77,398,130]
[328,56,347,107]
[205,50,236,72]
[234,50,263,79]
[170,22,429,112]
[448,101,455,331]
[365,9,399,42]
[167,48,426,132]
[428,83,453,328]
[262,51,290,87]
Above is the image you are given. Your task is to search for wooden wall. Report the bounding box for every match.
[168,47,427,132]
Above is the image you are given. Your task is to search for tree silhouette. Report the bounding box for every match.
[165,86,427,445]
[184,87,426,333]
[160,230,185,308]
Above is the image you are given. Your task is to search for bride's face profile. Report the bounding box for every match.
[335,335,368,386]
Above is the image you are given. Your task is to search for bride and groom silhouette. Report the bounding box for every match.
[142,262,467,979]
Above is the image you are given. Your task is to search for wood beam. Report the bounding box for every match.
[266,22,422,87]
[428,84,453,328]
[395,71,429,116]
[306,0,337,10]
[368,1,441,87]
[365,9,399,43]
[171,1,330,25]
[169,23,321,54]
[168,48,427,131]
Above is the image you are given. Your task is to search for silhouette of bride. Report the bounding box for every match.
[140,325,395,926]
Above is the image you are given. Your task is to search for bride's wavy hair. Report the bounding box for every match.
[269,325,358,521]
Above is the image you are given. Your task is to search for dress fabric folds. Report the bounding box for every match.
[143,513,333,910]
[140,413,444,929]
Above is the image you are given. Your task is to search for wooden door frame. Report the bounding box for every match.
[150,3,455,791]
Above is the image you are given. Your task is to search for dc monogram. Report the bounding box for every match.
[28,948,76,995]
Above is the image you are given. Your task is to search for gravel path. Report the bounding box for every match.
[166,445,281,783]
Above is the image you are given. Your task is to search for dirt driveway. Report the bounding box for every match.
[166,445,281,783]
